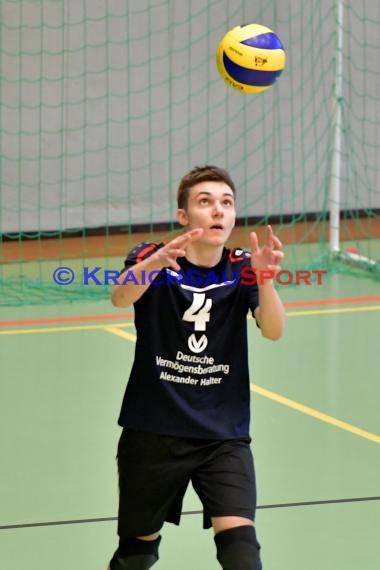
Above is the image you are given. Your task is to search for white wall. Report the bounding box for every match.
[1,0,379,233]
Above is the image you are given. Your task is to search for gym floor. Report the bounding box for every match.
[0,263,379,569]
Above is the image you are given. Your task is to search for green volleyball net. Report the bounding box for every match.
[0,0,379,306]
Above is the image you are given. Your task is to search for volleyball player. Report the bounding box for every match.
[108,165,285,570]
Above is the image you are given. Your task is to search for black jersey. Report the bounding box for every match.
[117,242,259,440]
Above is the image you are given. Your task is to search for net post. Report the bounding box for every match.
[328,0,379,275]
[329,0,344,255]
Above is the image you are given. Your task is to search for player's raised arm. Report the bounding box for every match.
[251,225,286,340]
[111,228,203,308]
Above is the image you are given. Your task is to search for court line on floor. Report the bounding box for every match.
[1,295,380,327]
[1,496,379,530]
[105,326,137,342]
[1,311,378,443]
[1,304,379,336]
[285,305,380,317]
[284,295,380,308]
[0,312,134,327]
[104,326,380,445]
[1,314,378,442]
[251,384,380,445]
[0,322,135,336]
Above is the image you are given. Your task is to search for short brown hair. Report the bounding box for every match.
[177,165,236,209]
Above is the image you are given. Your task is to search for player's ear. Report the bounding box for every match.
[177,208,188,227]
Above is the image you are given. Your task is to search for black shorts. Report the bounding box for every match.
[116,429,257,537]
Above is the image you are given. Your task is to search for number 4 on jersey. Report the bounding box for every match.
[182,293,212,331]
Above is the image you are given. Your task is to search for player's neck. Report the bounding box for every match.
[184,242,224,268]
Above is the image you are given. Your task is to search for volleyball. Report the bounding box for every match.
[216,23,286,93]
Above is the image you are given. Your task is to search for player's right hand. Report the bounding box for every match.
[154,228,203,271]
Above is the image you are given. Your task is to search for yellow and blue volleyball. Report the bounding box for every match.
[216,23,286,93]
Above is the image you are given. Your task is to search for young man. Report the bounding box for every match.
[109,165,285,570]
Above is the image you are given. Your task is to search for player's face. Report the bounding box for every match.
[177,181,236,245]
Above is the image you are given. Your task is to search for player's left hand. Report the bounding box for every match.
[249,225,284,276]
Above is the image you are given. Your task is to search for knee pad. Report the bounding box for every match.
[110,536,161,570]
[214,525,262,570]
